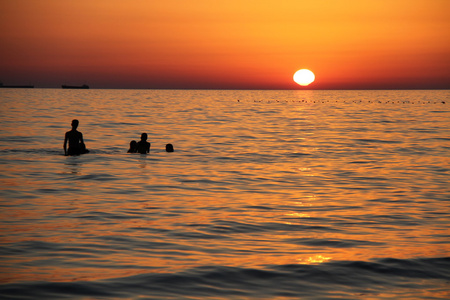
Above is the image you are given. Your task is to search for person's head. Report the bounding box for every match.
[141,133,147,141]
[71,119,79,129]
[128,140,137,153]
[166,143,174,152]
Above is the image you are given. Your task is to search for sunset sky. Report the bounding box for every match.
[1,0,449,89]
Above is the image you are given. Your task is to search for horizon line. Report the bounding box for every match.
[7,87,449,91]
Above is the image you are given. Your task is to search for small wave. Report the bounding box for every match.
[1,257,448,299]
[284,237,383,248]
[421,137,450,141]
[353,138,402,144]
[205,220,338,235]
[287,152,312,157]
[244,205,275,210]
[75,173,118,181]
[0,148,140,157]
[0,148,62,155]
[349,160,376,164]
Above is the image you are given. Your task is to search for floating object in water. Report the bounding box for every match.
[62,84,89,89]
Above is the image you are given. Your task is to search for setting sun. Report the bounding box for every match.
[293,69,315,86]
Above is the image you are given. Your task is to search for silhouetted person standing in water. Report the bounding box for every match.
[136,133,150,154]
[64,119,88,156]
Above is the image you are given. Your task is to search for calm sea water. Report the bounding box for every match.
[0,89,449,299]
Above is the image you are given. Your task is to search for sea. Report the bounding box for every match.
[0,89,449,299]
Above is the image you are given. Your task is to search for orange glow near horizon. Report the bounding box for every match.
[0,0,449,89]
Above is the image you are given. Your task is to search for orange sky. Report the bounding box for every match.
[1,0,449,89]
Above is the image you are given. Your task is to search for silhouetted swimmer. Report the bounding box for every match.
[64,119,89,156]
[127,140,137,153]
[166,143,174,152]
[136,133,150,154]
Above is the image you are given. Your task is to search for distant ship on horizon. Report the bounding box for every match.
[0,82,34,88]
[62,84,89,89]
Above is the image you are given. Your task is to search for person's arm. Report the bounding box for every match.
[147,142,151,153]
[63,133,68,155]
[79,132,84,144]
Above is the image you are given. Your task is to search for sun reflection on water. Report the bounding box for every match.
[297,255,332,265]
[285,212,311,218]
